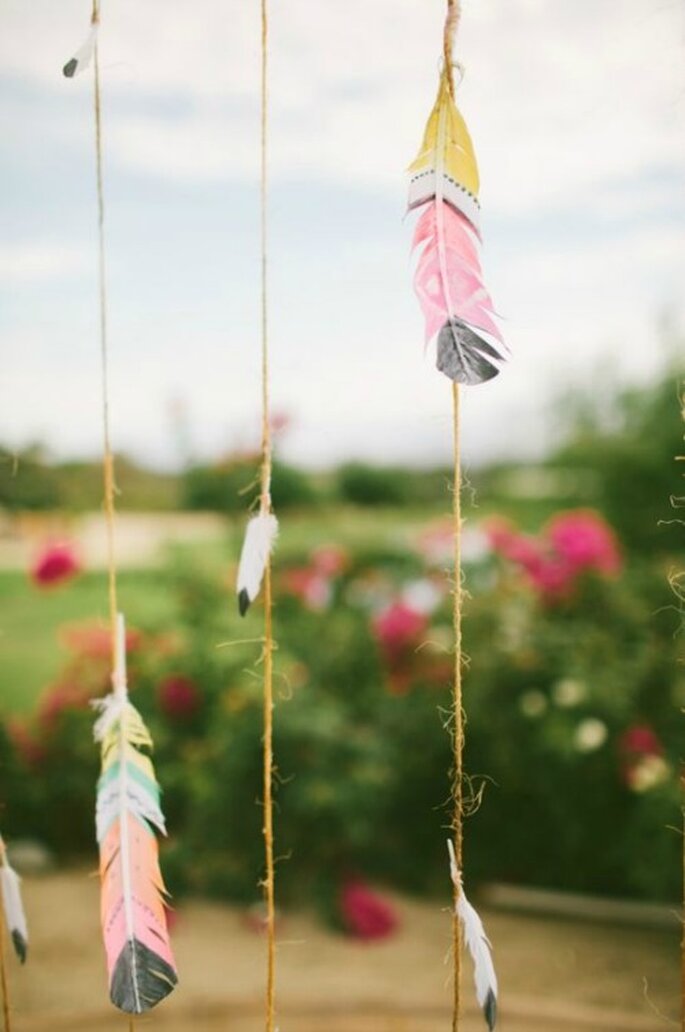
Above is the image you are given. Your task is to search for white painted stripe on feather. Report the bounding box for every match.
[0,855,28,953]
[237,512,279,604]
[408,171,481,232]
[448,840,498,1020]
[64,23,98,76]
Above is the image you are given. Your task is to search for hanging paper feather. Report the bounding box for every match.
[236,511,278,615]
[448,840,498,1030]
[0,836,28,964]
[408,69,505,385]
[94,614,178,1014]
[63,22,99,78]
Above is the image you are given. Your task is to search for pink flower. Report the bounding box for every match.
[62,622,142,660]
[373,602,426,655]
[31,541,80,587]
[158,675,201,720]
[340,880,398,941]
[526,557,575,599]
[311,545,348,577]
[282,567,332,611]
[416,518,453,565]
[547,511,621,576]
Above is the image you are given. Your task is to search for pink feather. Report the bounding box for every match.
[411,201,505,385]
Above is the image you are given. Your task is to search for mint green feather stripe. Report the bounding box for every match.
[97,760,161,803]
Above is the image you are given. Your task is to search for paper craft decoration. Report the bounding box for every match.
[94,614,178,1014]
[408,62,505,384]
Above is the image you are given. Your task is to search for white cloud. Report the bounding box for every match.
[0,241,91,283]
[2,0,683,214]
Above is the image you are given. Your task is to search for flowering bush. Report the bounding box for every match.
[1,509,682,915]
[487,510,621,600]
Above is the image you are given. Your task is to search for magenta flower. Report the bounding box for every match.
[31,541,80,587]
[340,879,398,941]
[373,602,426,654]
[547,511,621,576]
[487,510,621,601]
[158,675,201,720]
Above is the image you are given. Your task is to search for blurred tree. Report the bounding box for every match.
[550,352,685,553]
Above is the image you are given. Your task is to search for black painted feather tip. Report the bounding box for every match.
[110,939,178,1014]
[483,988,497,1030]
[11,930,27,964]
[62,58,78,78]
[436,318,503,386]
[238,588,250,617]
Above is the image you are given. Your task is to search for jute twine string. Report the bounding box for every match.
[258,0,277,1028]
[90,0,118,662]
[443,4,464,1031]
[90,6,132,1030]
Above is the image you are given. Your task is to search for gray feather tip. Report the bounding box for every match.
[238,589,250,617]
[484,988,497,1029]
[11,931,27,964]
[62,58,78,78]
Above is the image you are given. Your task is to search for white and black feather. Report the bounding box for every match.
[236,512,278,615]
[448,841,497,1029]
[63,23,98,78]
[0,841,28,964]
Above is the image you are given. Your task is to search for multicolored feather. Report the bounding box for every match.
[408,66,505,385]
[94,614,178,1014]
[0,835,28,964]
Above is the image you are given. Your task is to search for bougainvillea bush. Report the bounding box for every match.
[2,508,682,924]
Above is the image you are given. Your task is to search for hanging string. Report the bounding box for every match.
[90,7,134,1031]
[444,4,464,1031]
[258,0,277,1027]
[90,0,119,664]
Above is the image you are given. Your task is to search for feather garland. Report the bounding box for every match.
[0,837,27,964]
[448,841,498,1030]
[236,511,278,615]
[408,69,505,385]
[94,614,178,1014]
[62,22,98,78]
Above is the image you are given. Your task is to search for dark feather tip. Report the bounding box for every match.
[238,589,250,617]
[436,318,502,386]
[63,59,78,78]
[483,989,497,1030]
[11,931,27,964]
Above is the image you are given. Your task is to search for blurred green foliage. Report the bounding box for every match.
[0,447,179,512]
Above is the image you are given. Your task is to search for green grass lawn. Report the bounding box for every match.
[0,570,176,713]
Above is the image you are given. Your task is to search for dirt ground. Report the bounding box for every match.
[4,870,679,1031]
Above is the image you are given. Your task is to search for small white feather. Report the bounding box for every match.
[236,512,278,615]
[448,840,497,1030]
[0,842,28,964]
[63,23,98,78]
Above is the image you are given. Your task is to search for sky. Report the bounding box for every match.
[1,0,684,470]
